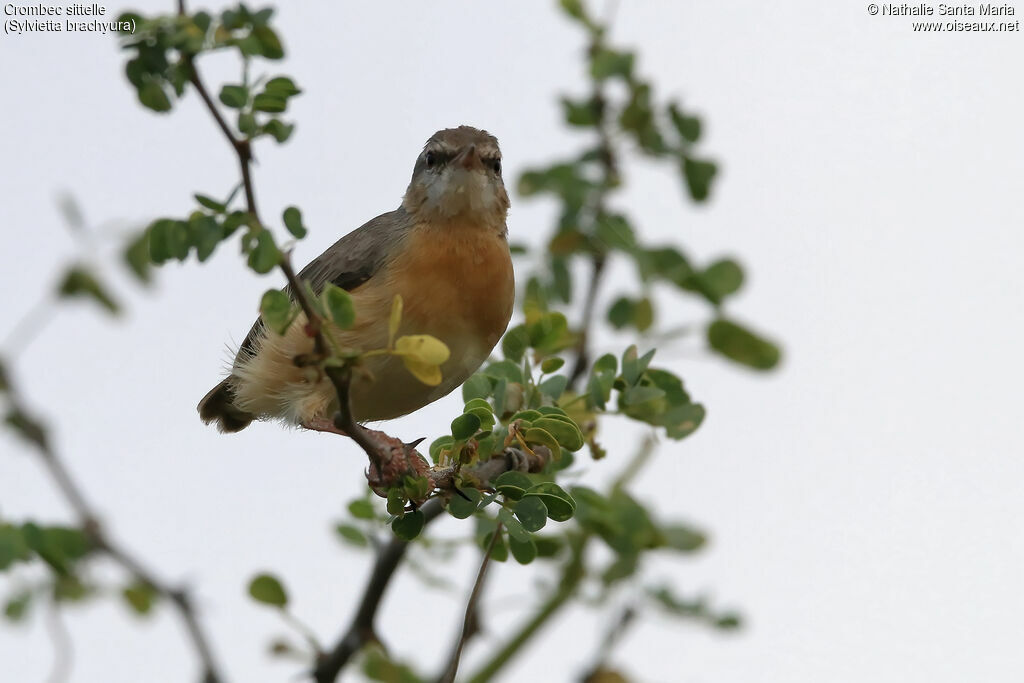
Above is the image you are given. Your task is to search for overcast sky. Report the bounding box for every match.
[2,2,1023,682]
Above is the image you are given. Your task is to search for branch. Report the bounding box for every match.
[5,374,224,682]
[312,446,553,683]
[567,253,607,389]
[176,2,394,477]
[467,532,589,683]
[579,604,637,682]
[312,499,444,683]
[436,523,502,683]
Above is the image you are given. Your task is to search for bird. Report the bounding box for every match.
[198,125,515,434]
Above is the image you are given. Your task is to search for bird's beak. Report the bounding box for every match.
[456,144,481,171]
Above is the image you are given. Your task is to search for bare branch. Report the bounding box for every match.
[436,523,502,683]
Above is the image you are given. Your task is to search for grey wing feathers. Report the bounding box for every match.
[235,207,413,360]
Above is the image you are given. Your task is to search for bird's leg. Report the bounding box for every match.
[300,417,349,436]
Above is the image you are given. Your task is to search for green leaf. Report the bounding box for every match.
[347,499,376,520]
[523,427,559,455]
[335,523,368,547]
[4,592,31,621]
[247,230,280,274]
[147,218,189,263]
[122,581,156,615]
[263,118,295,143]
[664,402,705,440]
[248,573,288,607]
[253,25,285,59]
[188,213,223,262]
[264,76,301,97]
[461,374,492,402]
[484,359,524,385]
[386,488,405,516]
[508,534,537,564]
[637,246,693,285]
[621,345,641,386]
[494,471,533,501]
[668,102,701,143]
[497,507,531,543]
[447,487,481,519]
[683,157,717,202]
[501,324,530,363]
[322,284,355,329]
[138,81,171,112]
[218,84,248,109]
[57,267,119,315]
[450,412,481,440]
[194,193,226,212]
[513,496,547,532]
[238,112,257,136]
[560,96,600,127]
[707,319,781,370]
[700,259,744,302]
[622,385,665,406]
[122,231,152,284]
[0,524,31,570]
[533,535,564,558]
[429,436,455,464]
[281,206,307,238]
[559,0,589,22]
[391,510,425,540]
[532,416,584,451]
[591,48,634,81]
[524,482,576,522]
[608,297,654,332]
[538,374,568,401]
[253,93,286,113]
[661,524,707,553]
[259,289,293,335]
[540,357,565,374]
[608,297,633,329]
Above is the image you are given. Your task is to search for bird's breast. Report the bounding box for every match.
[389,220,515,350]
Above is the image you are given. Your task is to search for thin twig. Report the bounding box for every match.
[567,254,607,389]
[579,604,637,682]
[436,523,502,683]
[467,533,590,683]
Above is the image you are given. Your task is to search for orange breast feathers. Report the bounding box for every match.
[381,221,515,351]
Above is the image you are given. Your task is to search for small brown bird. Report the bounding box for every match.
[198,126,514,433]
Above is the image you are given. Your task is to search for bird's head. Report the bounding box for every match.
[402,126,509,226]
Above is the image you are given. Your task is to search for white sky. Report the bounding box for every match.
[2,2,1023,682]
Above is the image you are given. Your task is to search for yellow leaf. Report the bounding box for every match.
[402,356,443,386]
[394,335,450,366]
[388,295,403,347]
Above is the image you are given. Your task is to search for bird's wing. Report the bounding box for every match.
[235,207,414,361]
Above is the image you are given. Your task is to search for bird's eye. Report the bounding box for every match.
[424,151,437,169]
[491,160,502,175]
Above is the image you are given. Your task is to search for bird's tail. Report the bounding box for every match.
[197,378,255,433]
